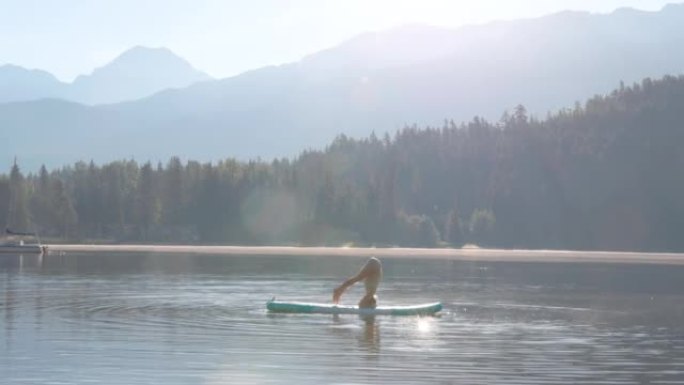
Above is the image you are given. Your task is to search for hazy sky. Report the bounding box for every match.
[0,0,675,81]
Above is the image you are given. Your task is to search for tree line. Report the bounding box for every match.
[3,75,684,251]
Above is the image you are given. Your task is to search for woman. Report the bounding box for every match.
[333,257,382,308]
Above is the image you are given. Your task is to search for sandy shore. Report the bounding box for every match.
[46,244,684,265]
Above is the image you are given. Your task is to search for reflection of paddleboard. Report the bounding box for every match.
[266,299,442,316]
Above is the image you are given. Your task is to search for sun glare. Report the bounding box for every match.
[416,317,434,333]
[351,0,476,29]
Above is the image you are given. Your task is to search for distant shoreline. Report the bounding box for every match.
[46,244,684,265]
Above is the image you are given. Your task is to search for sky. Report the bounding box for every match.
[0,0,676,82]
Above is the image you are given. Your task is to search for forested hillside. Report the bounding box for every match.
[5,4,684,171]
[3,76,684,251]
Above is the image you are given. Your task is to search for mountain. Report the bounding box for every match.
[0,46,211,105]
[0,65,65,103]
[66,46,212,104]
[3,4,684,170]
[298,24,460,73]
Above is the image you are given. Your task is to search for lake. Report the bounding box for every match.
[2,252,684,384]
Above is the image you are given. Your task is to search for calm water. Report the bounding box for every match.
[2,252,684,384]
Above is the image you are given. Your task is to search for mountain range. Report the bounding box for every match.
[0,46,211,105]
[3,3,684,170]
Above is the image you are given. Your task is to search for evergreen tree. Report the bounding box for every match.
[444,209,464,247]
[51,179,78,238]
[136,162,160,240]
[469,209,496,246]
[8,162,31,231]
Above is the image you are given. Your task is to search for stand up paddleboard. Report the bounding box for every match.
[266,299,442,316]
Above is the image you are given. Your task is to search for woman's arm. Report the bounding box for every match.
[332,275,361,303]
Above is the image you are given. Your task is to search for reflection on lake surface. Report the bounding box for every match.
[2,252,684,384]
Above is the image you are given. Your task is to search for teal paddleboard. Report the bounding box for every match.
[266,299,442,316]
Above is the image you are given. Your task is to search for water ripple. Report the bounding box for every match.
[2,254,684,384]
